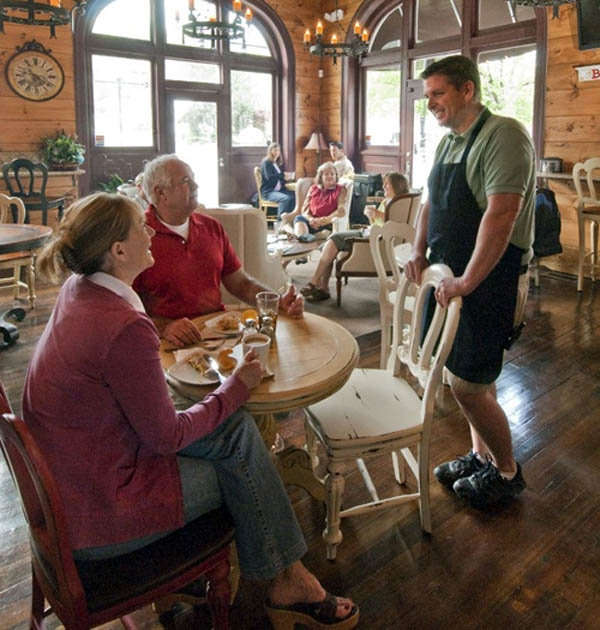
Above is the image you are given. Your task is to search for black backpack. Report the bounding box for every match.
[533,187,562,258]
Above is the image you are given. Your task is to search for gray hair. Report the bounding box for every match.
[142,154,180,205]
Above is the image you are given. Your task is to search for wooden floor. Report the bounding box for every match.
[2,269,600,629]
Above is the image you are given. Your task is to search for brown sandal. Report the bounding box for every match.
[265,592,359,629]
[300,282,317,296]
[305,287,330,302]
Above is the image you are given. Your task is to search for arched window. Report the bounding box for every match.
[344,0,545,190]
[75,0,295,206]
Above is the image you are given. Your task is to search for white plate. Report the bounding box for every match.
[204,312,243,335]
[168,359,220,386]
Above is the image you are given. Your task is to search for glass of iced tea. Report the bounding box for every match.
[256,291,280,331]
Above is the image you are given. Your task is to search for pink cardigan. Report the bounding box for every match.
[22,275,249,550]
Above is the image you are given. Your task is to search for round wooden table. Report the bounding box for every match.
[0,224,52,347]
[0,223,52,254]
[161,311,360,500]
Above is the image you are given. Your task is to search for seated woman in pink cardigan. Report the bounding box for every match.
[292,161,346,242]
[22,193,358,630]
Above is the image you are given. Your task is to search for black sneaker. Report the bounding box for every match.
[433,451,485,488]
[452,461,526,508]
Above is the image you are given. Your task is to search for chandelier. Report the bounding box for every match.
[509,0,576,19]
[181,0,252,47]
[0,0,87,38]
[303,1,369,65]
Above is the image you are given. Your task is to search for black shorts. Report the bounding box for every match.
[429,246,522,384]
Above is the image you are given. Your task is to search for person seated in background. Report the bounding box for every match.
[301,171,409,303]
[292,162,347,244]
[329,141,355,184]
[260,141,295,218]
[133,154,303,348]
[23,193,358,630]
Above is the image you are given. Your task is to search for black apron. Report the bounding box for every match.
[427,110,523,383]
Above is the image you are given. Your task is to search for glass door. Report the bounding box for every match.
[168,96,222,207]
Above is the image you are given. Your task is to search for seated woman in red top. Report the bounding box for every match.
[23,193,358,629]
[293,162,346,242]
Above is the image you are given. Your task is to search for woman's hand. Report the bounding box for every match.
[233,349,263,390]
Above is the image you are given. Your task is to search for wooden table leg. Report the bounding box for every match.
[254,411,325,503]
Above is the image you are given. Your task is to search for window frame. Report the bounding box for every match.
[341,0,547,175]
[74,0,295,199]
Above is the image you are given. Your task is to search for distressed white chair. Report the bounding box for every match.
[0,193,37,308]
[573,158,600,292]
[369,221,416,367]
[305,264,462,560]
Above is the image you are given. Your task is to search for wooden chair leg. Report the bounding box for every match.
[591,220,598,282]
[417,441,432,534]
[577,214,585,292]
[336,276,342,307]
[205,554,232,630]
[323,460,345,560]
[30,569,46,630]
[26,259,36,309]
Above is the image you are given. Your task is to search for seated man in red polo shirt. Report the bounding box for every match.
[133,154,303,348]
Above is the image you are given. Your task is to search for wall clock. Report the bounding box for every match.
[5,39,65,102]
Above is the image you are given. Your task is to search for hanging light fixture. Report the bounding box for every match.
[303,0,369,65]
[180,0,252,48]
[0,0,87,38]
[509,0,576,19]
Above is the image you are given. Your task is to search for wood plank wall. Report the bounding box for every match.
[0,1,78,227]
[1,2,600,274]
[543,4,600,275]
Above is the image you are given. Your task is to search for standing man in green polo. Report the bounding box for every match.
[405,55,535,508]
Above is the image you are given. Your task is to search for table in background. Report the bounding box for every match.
[0,224,52,347]
[161,311,360,500]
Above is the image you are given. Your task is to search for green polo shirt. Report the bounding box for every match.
[433,107,536,264]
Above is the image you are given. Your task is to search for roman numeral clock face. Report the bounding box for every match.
[5,48,65,102]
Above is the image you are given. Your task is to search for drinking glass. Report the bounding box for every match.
[256,291,280,331]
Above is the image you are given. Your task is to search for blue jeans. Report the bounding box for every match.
[74,410,307,580]
[264,190,295,217]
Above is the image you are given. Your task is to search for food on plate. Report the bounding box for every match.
[217,348,237,372]
[187,351,211,375]
[241,308,259,322]
[214,312,241,332]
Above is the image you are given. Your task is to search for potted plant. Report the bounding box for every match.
[98,174,125,193]
[40,131,85,171]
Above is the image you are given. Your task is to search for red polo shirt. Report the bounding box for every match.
[133,208,241,319]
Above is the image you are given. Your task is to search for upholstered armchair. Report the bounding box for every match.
[334,191,422,305]
[202,206,287,303]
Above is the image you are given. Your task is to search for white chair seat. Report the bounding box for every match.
[308,368,421,450]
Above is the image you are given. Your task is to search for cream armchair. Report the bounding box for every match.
[282,177,352,237]
[201,205,286,303]
[334,191,422,306]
